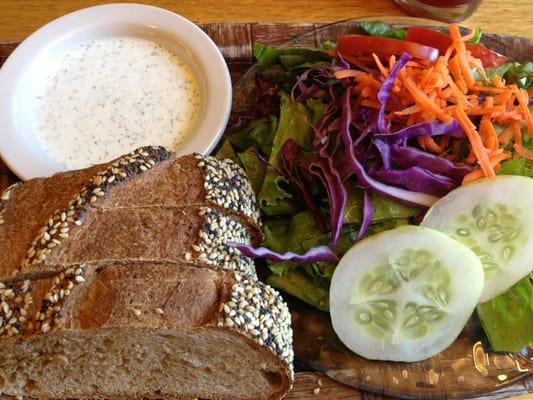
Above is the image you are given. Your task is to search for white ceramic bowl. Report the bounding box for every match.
[0,4,232,180]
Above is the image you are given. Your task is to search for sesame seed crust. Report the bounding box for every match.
[0,265,89,338]
[195,154,261,226]
[196,207,256,279]
[0,278,32,337]
[0,182,21,226]
[33,265,87,335]
[18,146,171,273]
[218,277,294,374]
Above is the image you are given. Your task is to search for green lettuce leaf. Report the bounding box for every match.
[477,273,533,352]
[263,211,322,254]
[360,21,406,40]
[263,211,336,310]
[215,138,237,161]
[364,218,410,237]
[228,116,278,155]
[371,194,420,222]
[253,42,333,71]
[344,182,419,224]
[262,211,339,287]
[258,92,314,215]
[474,62,533,89]
[322,40,337,51]
[468,27,483,44]
[498,158,533,177]
[499,127,533,177]
[253,43,281,69]
[306,98,328,126]
[267,269,330,311]
[237,149,267,193]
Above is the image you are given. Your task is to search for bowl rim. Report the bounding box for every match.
[0,3,232,180]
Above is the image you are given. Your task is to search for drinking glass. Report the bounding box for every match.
[395,0,483,22]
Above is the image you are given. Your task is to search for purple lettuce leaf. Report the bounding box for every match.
[373,139,392,169]
[377,53,412,133]
[280,139,326,232]
[385,142,473,182]
[375,119,465,144]
[291,65,336,102]
[300,155,347,249]
[250,147,271,167]
[357,190,374,240]
[227,242,339,264]
[254,72,281,118]
[335,52,351,70]
[338,86,438,207]
[370,166,458,197]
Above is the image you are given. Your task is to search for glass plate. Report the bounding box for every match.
[229,18,533,399]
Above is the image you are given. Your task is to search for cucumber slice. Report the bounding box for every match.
[329,225,484,362]
[421,176,533,303]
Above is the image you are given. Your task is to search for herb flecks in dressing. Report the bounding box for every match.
[35,37,200,169]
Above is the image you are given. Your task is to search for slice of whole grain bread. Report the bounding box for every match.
[0,146,293,399]
[0,147,262,281]
[0,261,293,399]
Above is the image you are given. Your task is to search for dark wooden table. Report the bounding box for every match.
[0,21,531,400]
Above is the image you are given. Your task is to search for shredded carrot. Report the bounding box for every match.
[449,24,475,87]
[417,135,427,150]
[513,143,533,160]
[498,125,514,144]
[468,106,506,116]
[479,116,499,151]
[394,105,422,116]
[423,136,445,154]
[439,135,450,150]
[388,54,396,70]
[469,85,514,94]
[360,99,381,109]
[462,169,484,184]
[488,150,511,165]
[448,56,467,93]
[334,69,368,80]
[372,53,389,78]
[453,106,495,177]
[444,75,468,107]
[336,23,531,183]
[462,152,511,183]
[492,75,506,88]
[402,76,453,124]
[361,86,373,98]
[513,87,533,135]
[512,121,522,146]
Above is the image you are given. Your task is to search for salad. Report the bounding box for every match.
[217,22,533,361]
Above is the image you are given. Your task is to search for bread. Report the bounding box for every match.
[0,146,294,399]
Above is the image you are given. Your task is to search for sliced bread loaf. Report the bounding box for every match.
[0,146,294,399]
[0,147,262,281]
[0,261,293,399]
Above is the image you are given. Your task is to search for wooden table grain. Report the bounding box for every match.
[0,0,531,40]
[0,2,532,399]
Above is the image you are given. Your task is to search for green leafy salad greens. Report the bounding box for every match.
[216,22,533,319]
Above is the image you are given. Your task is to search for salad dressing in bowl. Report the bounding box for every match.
[35,37,200,170]
[0,4,232,180]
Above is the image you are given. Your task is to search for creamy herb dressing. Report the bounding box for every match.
[35,37,200,169]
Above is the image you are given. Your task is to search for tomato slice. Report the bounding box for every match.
[405,26,508,68]
[464,43,508,67]
[337,35,439,61]
[406,27,452,55]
